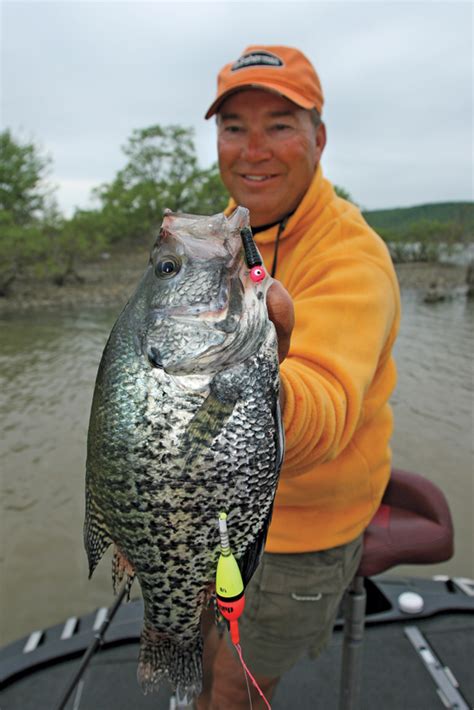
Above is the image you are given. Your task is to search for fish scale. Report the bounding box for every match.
[84,207,283,699]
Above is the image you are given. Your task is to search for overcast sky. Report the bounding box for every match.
[1,1,472,216]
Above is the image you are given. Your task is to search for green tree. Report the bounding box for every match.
[94,125,218,244]
[184,162,229,215]
[0,214,45,295]
[46,209,108,285]
[409,219,462,261]
[0,129,52,225]
[378,219,464,263]
[0,130,57,294]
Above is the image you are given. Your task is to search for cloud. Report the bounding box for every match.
[2,1,472,214]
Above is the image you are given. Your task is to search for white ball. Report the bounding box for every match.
[398,591,425,614]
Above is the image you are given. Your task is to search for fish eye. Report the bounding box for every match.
[155,256,181,279]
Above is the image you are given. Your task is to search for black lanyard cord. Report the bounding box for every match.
[270,216,289,278]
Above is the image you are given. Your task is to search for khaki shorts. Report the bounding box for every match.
[233,535,363,677]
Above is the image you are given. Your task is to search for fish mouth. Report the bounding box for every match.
[147,346,165,369]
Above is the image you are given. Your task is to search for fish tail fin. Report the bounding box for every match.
[84,491,112,578]
[137,623,203,700]
[112,546,136,600]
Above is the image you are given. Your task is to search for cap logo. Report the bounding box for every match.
[231,51,283,72]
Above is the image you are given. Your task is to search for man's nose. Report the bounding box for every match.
[241,130,272,162]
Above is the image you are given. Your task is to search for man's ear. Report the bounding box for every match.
[315,122,327,162]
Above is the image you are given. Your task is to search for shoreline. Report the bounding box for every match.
[0,254,469,315]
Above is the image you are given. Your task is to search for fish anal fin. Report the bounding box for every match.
[84,491,112,578]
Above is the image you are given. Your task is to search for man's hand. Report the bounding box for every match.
[267,280,295,364]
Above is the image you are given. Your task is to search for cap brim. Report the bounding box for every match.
[204,81,314,119]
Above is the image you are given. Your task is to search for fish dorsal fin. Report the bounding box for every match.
[227,205,250,232]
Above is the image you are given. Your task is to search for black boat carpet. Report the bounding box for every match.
[2,613,472,709]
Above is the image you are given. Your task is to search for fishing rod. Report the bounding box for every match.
[55,581,128,710]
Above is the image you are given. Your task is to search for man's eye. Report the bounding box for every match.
[224,125,243,133]
[155,256,181,279]
[272,123,292,132]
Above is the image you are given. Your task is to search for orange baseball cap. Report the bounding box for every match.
[205,45,324,119]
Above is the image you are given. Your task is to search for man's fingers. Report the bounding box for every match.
[266,281,295,363]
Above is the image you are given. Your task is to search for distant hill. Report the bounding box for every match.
[363,202,474,234]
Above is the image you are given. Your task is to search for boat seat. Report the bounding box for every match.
[339,467,454,710]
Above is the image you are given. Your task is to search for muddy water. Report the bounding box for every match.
[1,291,473,645]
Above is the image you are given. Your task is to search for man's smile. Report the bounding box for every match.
[239,173,280,184]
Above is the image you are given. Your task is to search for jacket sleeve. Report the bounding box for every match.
[279,248,399,479]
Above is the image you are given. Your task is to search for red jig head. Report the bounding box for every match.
[249,265,266,283]
[240,227,266,283]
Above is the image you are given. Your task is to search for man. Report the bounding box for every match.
[198,45,401,709]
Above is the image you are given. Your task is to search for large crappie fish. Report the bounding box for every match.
[84,207,283,698]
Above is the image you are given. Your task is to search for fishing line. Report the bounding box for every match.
[239,647,253,710]
[234,642,271,710]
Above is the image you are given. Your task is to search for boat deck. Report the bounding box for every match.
[2,577,473,709]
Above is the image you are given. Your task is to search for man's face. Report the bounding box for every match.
[217,89,326,227]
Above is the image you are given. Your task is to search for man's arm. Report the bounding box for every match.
[278,256,399,479]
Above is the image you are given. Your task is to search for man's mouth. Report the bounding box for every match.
[241,174,278,182]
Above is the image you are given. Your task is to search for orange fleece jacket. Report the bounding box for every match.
[228,165,401,552]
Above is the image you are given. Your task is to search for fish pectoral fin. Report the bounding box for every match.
[84,491,112,578]
[183,390,236,467]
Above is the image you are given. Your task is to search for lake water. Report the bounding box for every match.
[1,290,473,645]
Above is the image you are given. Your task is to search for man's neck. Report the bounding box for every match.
[251,210,295,234]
